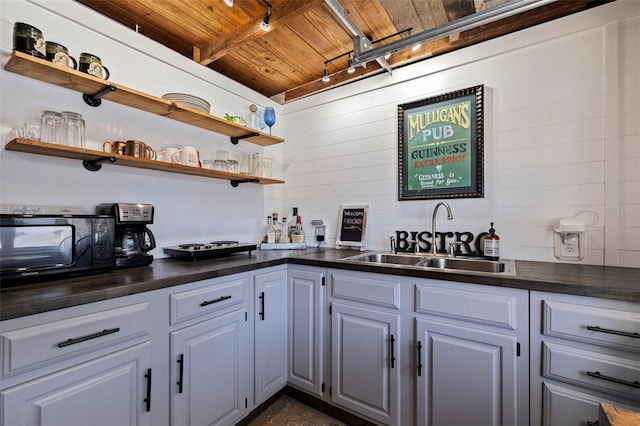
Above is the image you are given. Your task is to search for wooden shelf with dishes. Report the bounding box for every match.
[5,138,284,186]
[3,51,284,147]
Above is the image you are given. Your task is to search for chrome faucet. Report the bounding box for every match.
[431,202,453,256]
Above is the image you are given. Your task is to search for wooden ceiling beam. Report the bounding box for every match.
[198,0,324,66]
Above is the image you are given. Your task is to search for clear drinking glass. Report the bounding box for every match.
[61,111,85,148]
[40,110,63,144]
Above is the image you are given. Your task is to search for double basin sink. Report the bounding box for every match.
[341,252,516,276]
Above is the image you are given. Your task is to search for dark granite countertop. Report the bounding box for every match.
[1,248,638,321]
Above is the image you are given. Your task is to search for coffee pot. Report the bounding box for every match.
[119,226,156,256]
[96,203,155,268]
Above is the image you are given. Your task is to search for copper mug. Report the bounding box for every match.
[124,140,156,160]
[103,140,126,155]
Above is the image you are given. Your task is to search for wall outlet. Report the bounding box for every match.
[554,232,583,260]
[560,239,579,258]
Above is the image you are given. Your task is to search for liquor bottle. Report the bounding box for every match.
[278,216,290,243]
[484,222,500,261]
[288,207,299,238]
[263,216,273,243]
[271,212,281,242]
[291,215,306,243]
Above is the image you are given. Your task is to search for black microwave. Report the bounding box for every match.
[0,214,115,283]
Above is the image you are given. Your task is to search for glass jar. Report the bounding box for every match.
[40,110,63,144]
[61,111,85,148]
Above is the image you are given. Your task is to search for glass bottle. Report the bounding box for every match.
[291,216,305,244]
[278,216,290,243]
[484,222,500,261]
[263,216,272,243]
[287,207,299,238]
[246,104,260,130]
[271,212,281,242]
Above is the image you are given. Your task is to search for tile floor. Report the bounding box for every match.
[248,395,347,426]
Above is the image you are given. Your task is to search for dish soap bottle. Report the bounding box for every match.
[484,222,500,261]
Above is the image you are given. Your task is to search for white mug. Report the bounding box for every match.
[158,147,180,163]
[179,146,200,167]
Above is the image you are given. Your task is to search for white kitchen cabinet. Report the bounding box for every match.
[530,291,640,426]
[287,266,326,397]
[253,268,288,405]
[414,280,529,426]
[328,270,403,425]
[170,309,248,426]
[1,341,152,426]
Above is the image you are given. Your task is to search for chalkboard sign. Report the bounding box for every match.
[336,205,368,249]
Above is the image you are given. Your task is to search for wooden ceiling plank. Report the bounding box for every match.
[199,0,323,65]
[442,0,477,21]
[340,0,393,39]
[420,0,449,28]
[77,0,194,54]
[380,0,425,34]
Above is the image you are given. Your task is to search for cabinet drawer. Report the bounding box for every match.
[542,341,640,401]
[542,299,640,352]
[170,277,246,325]
[541,381,638,426]
[415,283,520,330]
[1,302,149,377]
[330,271,400,309]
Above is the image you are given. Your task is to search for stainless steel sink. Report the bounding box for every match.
[417,256,507,273]
[344,253,425,266]
[342,252,516,276]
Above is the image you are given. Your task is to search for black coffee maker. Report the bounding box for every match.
[96,203,156,268]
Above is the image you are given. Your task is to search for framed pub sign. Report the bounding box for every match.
[397,85,484,200]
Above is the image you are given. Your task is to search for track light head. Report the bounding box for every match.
[347,59,355,73]
[322,67,330,82]
[260,6,271,31]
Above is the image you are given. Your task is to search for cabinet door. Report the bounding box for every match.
[2,342,151,426]
[331,302,400,425]
[171,309,247,426]
[287,267,324,396]
[416,318,520,426]
[254,269,288,404]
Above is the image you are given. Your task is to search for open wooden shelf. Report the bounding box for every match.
[4,51,284,147]
[5,139,284,186]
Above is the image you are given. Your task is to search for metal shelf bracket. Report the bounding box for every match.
[230,132,260,145]
[83,156,116,171]
[230,178,259,187]
[83,84,117,107]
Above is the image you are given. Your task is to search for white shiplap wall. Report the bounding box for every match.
[0,0,284,255]
[283,2,640,267]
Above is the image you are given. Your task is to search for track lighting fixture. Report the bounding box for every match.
[322,67,330,82]
[224,0,233,7]
[319,28,411,81]
[260,0,272,31]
